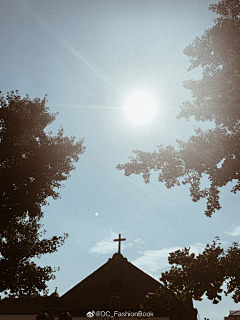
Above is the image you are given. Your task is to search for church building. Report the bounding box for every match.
[0,235,198,320]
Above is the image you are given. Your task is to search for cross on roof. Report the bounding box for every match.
[113,234,126,254]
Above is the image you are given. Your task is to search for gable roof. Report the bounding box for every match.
[60,253,160,312]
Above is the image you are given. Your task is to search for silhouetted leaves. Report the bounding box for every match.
[142,239,240,309]
[117,0,240,217]
[0,91,85,296]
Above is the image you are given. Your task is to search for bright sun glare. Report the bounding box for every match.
[125,92,157,125]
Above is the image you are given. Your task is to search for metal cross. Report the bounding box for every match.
[113,234,126,254]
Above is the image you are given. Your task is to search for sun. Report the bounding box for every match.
[124,91,157,125]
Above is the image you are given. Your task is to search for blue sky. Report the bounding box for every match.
[1,0,240,319]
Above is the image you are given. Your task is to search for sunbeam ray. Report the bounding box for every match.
[30,7,124,97]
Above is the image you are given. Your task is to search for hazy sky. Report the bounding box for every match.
[1,0,240,319]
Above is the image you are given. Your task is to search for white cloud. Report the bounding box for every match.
[90,231,122,255]
[134,238,145,244]
[188,243,206,255]
[132,243,206,278]
[132,247,180,275]
[225,225,240,237]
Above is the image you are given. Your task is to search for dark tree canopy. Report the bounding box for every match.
[117,0,240,217]
[141,239,240,311]
[141,285,182,315]
[0,91,85,296]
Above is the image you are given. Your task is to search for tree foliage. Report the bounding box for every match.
[117,0,240,217]
[141,285,180,314]
[142,239,240,311]
[0,91,85,296]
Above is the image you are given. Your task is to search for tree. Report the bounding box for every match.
[117,0,240,217]
[141,285,181,314]
[141,239,240,310]
[0,91,85,296]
